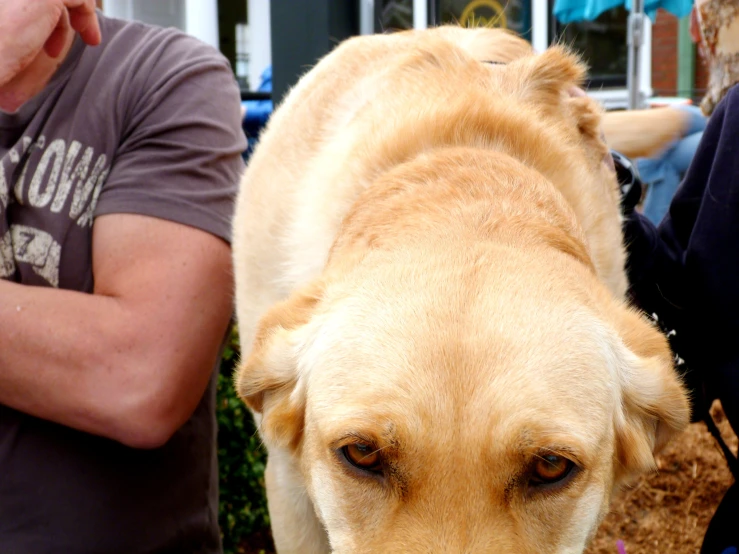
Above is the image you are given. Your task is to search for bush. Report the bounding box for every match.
[217,327,270,554]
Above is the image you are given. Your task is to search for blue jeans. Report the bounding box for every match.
[636,105,707,224]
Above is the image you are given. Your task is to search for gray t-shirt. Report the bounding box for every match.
[0,14,246,553]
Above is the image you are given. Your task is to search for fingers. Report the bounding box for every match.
[43,15,69,58]
[41,0,100,57]
[65,0,101,46]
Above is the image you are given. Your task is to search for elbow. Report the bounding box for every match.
[94,348,213,449]
[108,386,193,449]
[116,419,178,450]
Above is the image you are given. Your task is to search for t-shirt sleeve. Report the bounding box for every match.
[94,29,247,243]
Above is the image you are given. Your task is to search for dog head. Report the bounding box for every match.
[236,203,688,553]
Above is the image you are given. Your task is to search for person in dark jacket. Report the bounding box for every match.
[623,83,739,554]
[623,3,739,551]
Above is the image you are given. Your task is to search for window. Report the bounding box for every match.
[439,0,532,41]
[378,0,531,37]
[549,4,628,89]
[379,0,414,31]
[216,0,249,90]
[101,0,218,49]
[102,0,186,31]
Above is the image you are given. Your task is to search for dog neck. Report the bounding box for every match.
[327,147,595,275]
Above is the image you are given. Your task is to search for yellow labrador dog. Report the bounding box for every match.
[232,27,689,554]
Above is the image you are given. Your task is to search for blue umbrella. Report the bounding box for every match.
[553,0,692,23]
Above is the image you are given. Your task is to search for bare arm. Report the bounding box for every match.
[0,213,234,448]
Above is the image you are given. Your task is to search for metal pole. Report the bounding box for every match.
[413,0,428,29]
[360,0,375,35]
[626,0,645,109]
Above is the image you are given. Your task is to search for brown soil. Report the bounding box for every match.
[587,401,737,554]
[243,402,736,554]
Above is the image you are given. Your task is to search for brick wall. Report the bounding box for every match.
[651,9,679,96]
[650,8,711,104]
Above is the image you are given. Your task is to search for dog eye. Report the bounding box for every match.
[530,454,574,485]
[341,443,383,473]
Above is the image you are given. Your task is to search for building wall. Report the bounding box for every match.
[651,9,678,97]
[650,7,712,105]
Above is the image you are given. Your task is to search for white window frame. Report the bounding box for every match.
[248,0,272,91]
[413,0,428,29]
[102,0,219,49]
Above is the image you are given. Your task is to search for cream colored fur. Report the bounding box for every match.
[232,27,690,554]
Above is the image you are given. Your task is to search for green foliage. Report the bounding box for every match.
[217,327,270,554]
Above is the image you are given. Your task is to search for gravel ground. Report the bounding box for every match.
[587,401,737,554]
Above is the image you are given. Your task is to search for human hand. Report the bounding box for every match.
[0,0,101,86]
[567,85,616,172]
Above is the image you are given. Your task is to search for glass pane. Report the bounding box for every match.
[440,0,532,41]
[131,0,186,30]
[552,7,628,88]
[235,23,249,90]
[380,0,414,31]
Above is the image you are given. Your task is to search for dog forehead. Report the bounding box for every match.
[308,254,621,375]
[301,270,623,448]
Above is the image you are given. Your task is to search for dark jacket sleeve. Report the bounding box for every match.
[624,85,739,433]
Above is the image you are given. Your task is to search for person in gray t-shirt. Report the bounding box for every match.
[0,1,246,552]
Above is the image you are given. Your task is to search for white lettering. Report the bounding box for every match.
[70,154,107,219]
[13,136,39,203]
[10,224,61,287]
[51,141,93,213]
[76,167,109,227]
[0,229,14,278]
[1,136,112,285]
[28,138,65,208]
[0,163,8,213]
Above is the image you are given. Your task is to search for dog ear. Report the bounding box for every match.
[507,46,611,160]
[234,280,324,449]
[508,45,587,106]
[610,306,691,482]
